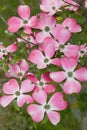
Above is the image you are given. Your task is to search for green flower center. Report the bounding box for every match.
[68,72,73,77]
[52,6,56,10]
[44,58,49,63]
[18,72,23,77]
[59,44,65,49]
[44,26,50,32]
[44,104,51,110]
[65,26,69,30]
[80,50,84,54]
[39,81,44,86]
[15,91,20,96]
[23,20,28,24]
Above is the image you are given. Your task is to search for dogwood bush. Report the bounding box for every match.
[0,0,87,126]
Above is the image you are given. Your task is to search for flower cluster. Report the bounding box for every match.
[0,0,87,125]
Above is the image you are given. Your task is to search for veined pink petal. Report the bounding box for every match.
[74,68,87,81]
[28,49,46,69]
[70,24,82,32]
[17,94,33,107]
[33,90,47,105]
[18,5,30,20]
[64,45,79,58]
[47,111,60,125]
[57,28,71,43]
[29,16,37,27]
[51,58,61,66]
[43,39,55,58]
[44,84,55,94]
[49,92,68,110]
[63,18,77,28]
[41,72,52,82]
[8,16,23,32]
[63,79,81,94]
[0,95,15,107]
[27,73,38,83]
[50,71,66,82]
[6,43,18,52]
[7,63,20,78]
[21,79,34,93]
[61,57,77,71]
[36,31,50,43]
[27,104,45,122]
[2,79,19,94]
[19,59,29,73]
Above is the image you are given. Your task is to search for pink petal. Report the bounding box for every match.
[74,67,87,81]
[64,45,79,58]
[44,84,55,94]
[41,72,52,82]
[19,59,29,73]
[57,28,71,43]
[17,94,33,107]
[33,90,47,105]
[27,73,38,83]
[21,79,34,93]
[63,18,77,28]
[49,92,68,110]
[17,5,30,20]
[7,63,20,78]
[29,16,37,27]
[36,31,50,43]
[0,95,15,107]
[27,104,45,122]
[50,71,66,82]
[2,79,19,94]
[43,38,55,58]
[8,16,23,32]
[51,58,61,66]
[28,49,46,69]
[70,24,82,32]
[47,111,60,125]
[63,79,81,94]
[61,57,77,71]
[6,43,18,52]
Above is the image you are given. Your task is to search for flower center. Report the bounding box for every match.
[44,26,50,32]
[59,44,65,49]
[52,6,56,10]
[65,26,69,30]
[39,81,44,86]
[80,50,85,54]
[15,91,20,96]
[44,104,51,110]
[67,72,73,77]
[18,72,23,77]
[44,58,49,63]
[23,20,28,24]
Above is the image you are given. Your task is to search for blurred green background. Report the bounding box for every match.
[0,0,87,130]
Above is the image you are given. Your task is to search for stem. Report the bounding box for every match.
[19,0,25,5]
[62,0,79,8]
[0,14,37,46]
[68,94,82,123]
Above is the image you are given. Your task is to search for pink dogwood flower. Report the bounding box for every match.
[27,90,68,125]
[5,59,29,79]
[52,17,82,43]
[58,44,79,58]
[50,57,87,94]
[78,44,87,58]
[0,79,34,107]
[27,72,55,94]
[0,43,18,59]
[40,0,64,15]
[28,38,61,69]
[8,5,37,33]
[34,13,57,43]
